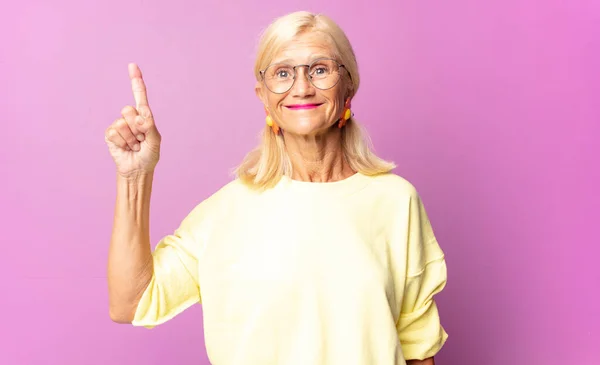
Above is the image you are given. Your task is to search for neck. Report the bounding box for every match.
[283,128,355,182]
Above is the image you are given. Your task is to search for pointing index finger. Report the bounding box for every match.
[128,63,150,111]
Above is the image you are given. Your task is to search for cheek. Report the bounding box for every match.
[267,95,284,112]
[328,92,346,115]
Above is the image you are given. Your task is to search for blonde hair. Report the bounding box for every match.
[235,11,395,189]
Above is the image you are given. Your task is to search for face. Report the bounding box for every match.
[256,32,351,137]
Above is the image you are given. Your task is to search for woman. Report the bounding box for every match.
[106,11,448,365]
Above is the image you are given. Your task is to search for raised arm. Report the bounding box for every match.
[105,63,162,323]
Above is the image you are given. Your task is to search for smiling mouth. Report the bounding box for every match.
[285,103,323,110]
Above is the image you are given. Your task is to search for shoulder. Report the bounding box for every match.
[204,178,248,203]
[180,178,249,227]
[362,172,435,226]
[365,172,421,201]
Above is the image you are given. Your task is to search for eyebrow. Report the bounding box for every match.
[272,55,336,65]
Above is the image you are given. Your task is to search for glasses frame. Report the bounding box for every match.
[259,57,347,94]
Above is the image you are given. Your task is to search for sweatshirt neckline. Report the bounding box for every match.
[277,172,372,196]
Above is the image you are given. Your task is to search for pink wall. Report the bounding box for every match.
[1,0,598,364]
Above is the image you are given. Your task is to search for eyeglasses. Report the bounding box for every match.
[259,58,347,94]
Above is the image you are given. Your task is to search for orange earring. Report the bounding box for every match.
[338,98,352,128]
[264,107,280,134]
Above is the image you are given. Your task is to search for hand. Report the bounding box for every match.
[105,63,162,179]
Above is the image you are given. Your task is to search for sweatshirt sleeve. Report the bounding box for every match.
[396,190,449,360]
[131,204,206,329]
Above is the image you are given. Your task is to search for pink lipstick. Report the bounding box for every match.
[285,103,322,110]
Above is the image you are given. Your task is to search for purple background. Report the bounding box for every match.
[1,0,598,364]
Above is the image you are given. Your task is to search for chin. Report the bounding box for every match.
[284,118,330,136]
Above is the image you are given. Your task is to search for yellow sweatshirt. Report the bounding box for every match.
[132,172,448,364]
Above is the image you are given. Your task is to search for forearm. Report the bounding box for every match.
[107,172,155,323]
[407,357,435,365]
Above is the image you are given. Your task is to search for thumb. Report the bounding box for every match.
[135,115,161,143]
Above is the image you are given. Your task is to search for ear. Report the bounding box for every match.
[346,83,354,100]
[255,81,266,105]
[344,72,354,99]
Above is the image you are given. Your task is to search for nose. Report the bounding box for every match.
[290,67,315,97]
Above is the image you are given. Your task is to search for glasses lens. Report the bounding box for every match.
[309,59,340,90]
[264,64,295,93]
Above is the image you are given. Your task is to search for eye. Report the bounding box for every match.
[272,66,293,80]
[310,63,332,77]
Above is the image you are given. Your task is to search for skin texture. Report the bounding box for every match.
[255,31,355,183]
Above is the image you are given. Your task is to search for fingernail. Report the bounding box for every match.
[136,116,144,125]
[136,134,145,142]
[133,144,140,151]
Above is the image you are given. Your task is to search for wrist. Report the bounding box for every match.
[117,169,155,184]
[116,170,154,204]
